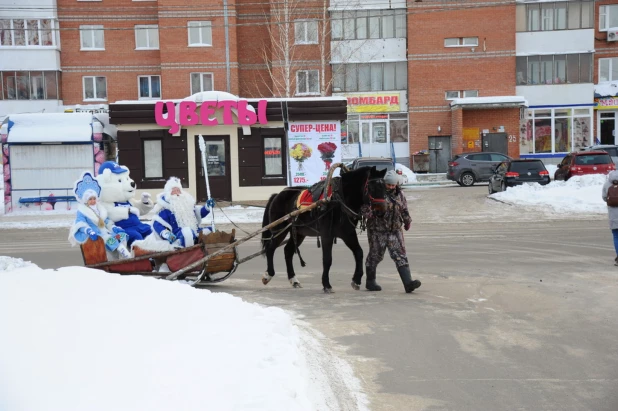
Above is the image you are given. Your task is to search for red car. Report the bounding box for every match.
[554,151,616,181]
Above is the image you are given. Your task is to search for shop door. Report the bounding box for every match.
[428,136,451,173]
[482,133,508,155]
[360,120,389,157]
[194,135,232,202]
[600,113,616,145]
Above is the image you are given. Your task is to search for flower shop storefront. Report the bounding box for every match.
[519,105,594,164]
[109,93,347,202]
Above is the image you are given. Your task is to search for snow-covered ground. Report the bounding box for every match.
[490,174,607,214]
[0,259,367,411]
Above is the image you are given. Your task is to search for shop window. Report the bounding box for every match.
[80,25,104,50]
[264,138,283,176]
[294,20,318,44]
[143,140,163,178]
[342,116,359,144]
[296,70,319,95]
[188,21,212,46]
[190,72,213,94]
[83,76,107,101]
[523,108,592,154]
[138,75,161,99]
[390,113,408,143]
[135,25,159,49]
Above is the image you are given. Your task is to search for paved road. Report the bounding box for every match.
[2,185,617,411]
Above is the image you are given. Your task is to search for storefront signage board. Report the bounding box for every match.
[287,121,341,186]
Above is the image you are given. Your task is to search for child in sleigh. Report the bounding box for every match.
[68,172,132,259]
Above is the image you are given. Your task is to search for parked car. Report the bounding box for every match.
[447,152,512,187]
[488,160,550,194]
[349,157,406,184]
[582,145,618,164]
[554,151,616,181]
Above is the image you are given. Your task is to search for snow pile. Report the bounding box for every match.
[0,265,366,411]
[594,81,618,97]
[0,256,33,272]
[545,164,558,180]
[396,163,417,184]
[490,174,607,214]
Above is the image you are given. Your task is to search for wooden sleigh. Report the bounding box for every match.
[80,230,239,284]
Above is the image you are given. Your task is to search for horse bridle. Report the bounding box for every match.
[364,177,386,206]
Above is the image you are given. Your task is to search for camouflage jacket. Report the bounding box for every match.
[360,187,412,232]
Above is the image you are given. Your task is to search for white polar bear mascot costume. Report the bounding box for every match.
[96,161,155,247]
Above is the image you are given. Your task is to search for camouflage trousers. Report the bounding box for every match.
[365,229,409,269]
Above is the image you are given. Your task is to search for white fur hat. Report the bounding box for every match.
[80,189,99,204]
[164,177,183,197]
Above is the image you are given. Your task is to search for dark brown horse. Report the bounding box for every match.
[260,166,387,292]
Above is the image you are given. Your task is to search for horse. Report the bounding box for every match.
[260,166,387,293]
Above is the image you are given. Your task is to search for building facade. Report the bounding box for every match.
[0,0,63,118]
[594,1,618,145]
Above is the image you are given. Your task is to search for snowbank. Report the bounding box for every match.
[490,174,607,214]
[545,164,558,180]
[396,163,417,184]
[0,256,33,272]
[0,263,367,411]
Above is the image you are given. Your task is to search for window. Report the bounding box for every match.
[80,25,104,50]
[143,140,163,178]
[444,37,478,47]
[264,137,283,176]
[600,58,618,83]
[138,75,161,99]
[190,73,213,94]
[330,9,406,40]
[490,154,509,162]
[600,5,618,31]
[332,62,407,92]
[445,91,460,100]
[467,153,491,161]
[1,71,60,100]
[516,54,593,85]
[0,19,55,47]
[294,20,318,44]
[83,76,107,100]
[188,21,212,46]
[518,1,593,32]
[521,108,592,154]
[296,70,319,95]
[135,25,159,49]
[463,90,478,98]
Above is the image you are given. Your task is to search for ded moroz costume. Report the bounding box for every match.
[152,177,212,248]
[68,172,132,259]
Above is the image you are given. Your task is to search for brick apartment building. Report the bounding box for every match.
[2,0,617,173]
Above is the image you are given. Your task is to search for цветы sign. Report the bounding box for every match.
[155,100,268,134]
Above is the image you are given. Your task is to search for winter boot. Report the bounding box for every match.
[615,256,618,267]
[397,265,421,293]
[365,266,382,291]
[116,244,132,259]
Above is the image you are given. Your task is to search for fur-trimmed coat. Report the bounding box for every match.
[152,194,210,247]
[69,204,115,247]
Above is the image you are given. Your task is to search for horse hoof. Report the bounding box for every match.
[351,281,360,291]
[262,273,274,285]
[323,287,335,294]
[289,277,302,288]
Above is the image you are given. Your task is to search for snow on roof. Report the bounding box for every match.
[594,82,618,98]
[7,113,94,143]
[450,96,528,107]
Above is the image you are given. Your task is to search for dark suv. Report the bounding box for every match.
[488,160,550,194]
[447,152,512,187]
[349,157,404,184]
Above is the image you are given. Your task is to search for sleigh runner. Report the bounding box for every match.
[80,230,239,284]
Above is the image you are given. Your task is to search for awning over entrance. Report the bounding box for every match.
[449,96,528,110]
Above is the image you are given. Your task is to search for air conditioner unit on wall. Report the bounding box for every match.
[608,28,618,42]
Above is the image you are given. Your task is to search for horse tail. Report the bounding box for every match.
[261,193,278,251]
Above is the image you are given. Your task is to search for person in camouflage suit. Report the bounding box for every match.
[359,170,421,293]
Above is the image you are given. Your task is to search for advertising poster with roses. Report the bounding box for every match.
[287,121,341,187]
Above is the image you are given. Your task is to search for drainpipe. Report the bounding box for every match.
[223,0,231,93]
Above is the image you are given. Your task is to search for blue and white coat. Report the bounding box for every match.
[152,193,210,247]
[69,204,119,251]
